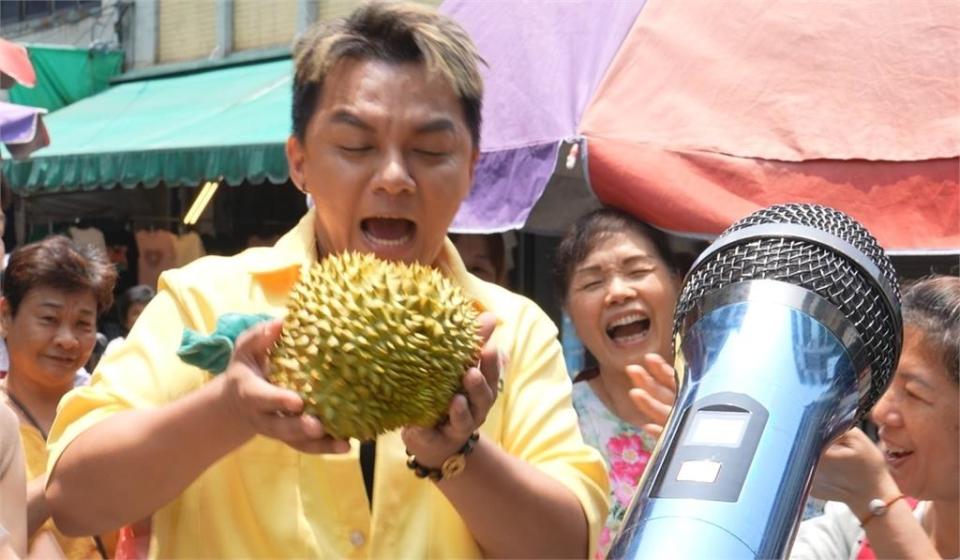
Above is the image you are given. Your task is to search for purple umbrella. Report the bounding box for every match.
[0,101,48,159]
[442,1,647,233]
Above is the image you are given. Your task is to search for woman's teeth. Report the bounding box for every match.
[882,443,913,463]
[609,313,646,328]
[606,315,651,343]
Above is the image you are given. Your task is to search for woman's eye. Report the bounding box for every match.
[628,269,651,279]
[39,316,56,324]
[580,281,603,290]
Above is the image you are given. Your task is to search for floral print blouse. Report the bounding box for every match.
[572,372,657,558]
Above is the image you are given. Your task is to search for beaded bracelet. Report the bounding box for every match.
[859,494,906,527]
[405,432,480,481]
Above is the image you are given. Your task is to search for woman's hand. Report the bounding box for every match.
[401,312,500,469]
[626,353,677,437]
[220,320,350,454]
[810,427,899,514]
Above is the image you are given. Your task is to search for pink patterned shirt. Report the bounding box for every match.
[572,370,657,558]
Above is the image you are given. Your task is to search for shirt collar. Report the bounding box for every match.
[238,212,493,314]
[235,212,315,293]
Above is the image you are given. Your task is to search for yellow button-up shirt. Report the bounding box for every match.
[48,212,609,558]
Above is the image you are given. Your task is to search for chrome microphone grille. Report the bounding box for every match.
[675,204,902,416]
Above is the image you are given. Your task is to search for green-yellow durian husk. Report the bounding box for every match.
[269,251,483,440]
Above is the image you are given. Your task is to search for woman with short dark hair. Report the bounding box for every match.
[0,235,116,558]
[554,207,698,555]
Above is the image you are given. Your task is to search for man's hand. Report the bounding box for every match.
[220,320,350,454]
[401,312,500,469]
[626,353,677,438]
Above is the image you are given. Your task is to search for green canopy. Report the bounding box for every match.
[4,58,292,194]
[8,44,124,112]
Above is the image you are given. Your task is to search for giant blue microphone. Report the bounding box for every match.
[608,204,902,559]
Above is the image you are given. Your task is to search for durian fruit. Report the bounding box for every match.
[269,252,483,440]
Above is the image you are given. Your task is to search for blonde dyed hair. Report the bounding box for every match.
[291,2,484,145]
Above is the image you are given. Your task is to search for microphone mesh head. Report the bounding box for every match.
[675,204,902,416]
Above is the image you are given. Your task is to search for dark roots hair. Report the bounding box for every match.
[292,2,484,146]
[3,235,117,316]
[901,275,960,384]
[553,207,696,307]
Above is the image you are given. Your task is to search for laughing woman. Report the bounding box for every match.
[792,275,959,560]
[554,208,694,555]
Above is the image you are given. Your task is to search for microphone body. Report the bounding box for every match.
[608,204,901,559]
[611,281,862,558]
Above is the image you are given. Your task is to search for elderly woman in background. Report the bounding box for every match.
[103,285,156,356]
[449,233,509,287]
[792,275,959,560]
[554,207,696,555]
[0,235,116,558]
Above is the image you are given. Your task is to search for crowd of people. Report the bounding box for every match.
[0,2,956,559]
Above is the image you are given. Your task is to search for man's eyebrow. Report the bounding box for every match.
[330,110,374,131]
[415,118,455,135]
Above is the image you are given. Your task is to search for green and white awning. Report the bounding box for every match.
[4,57,293,194]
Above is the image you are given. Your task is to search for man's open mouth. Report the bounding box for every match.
[361,217,415,247]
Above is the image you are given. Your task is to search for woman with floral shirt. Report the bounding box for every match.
[555,208,695,556]
[571,382,658,553]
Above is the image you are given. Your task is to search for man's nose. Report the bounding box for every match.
[374,149,415,195]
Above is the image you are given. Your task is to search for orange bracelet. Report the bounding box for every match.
[858,494,905,527]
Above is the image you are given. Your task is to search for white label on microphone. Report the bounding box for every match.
[676,459,722,483]
[684,410,750,448]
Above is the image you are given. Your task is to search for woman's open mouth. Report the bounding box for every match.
[605,314,651,346]
[882,445,914,468]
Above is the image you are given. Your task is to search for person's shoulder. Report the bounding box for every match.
[0,401,17,436]
[170,251,250,277]
[161,246,289,288]
[0,401,21,471]
[476,282,556,333]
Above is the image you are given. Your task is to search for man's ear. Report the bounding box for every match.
[467,146,480,185]
[286,135,307,193]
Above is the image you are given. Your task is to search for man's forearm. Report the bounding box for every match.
[46,376,253,536]
[436,438,589,558]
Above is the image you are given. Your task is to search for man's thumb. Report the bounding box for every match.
[236,319,284,359]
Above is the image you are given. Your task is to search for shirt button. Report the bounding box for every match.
[349,530,366,547]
